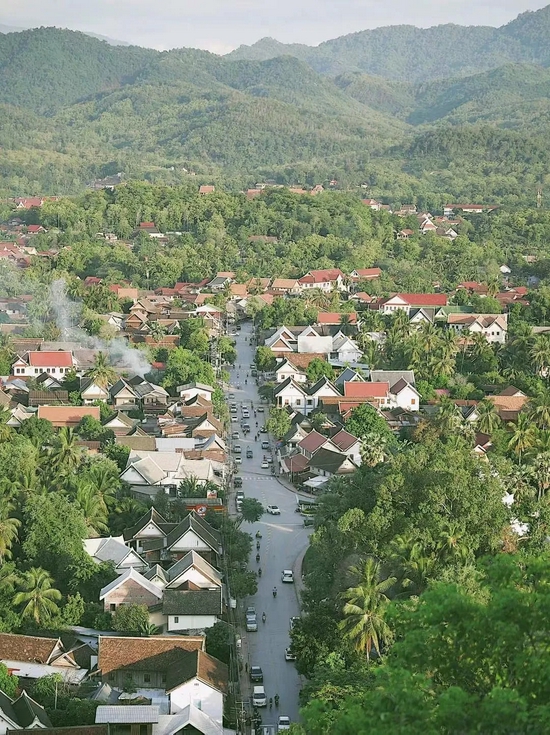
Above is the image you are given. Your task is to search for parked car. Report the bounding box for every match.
[282,570,294,583]
[267,505,281,515]
[278,715,291,730]
[228,393,235,399]
[249,665,263,682]
[236,490,244,501]
[234,477,243,488]
[235,456,242,464]
[252,685,266,707]
[232,431,239,440]
[233,445,242,454]
[303,517,315,527]
[260,426,268,433]
[231,416,239,422]
[289,616,300,629]
[285,647,296,661]
[261,441,270,450]
[245,605,256,616]
[246,614,258,632]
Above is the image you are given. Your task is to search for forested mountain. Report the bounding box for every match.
[229,5,550,81]
[1,12,550,203]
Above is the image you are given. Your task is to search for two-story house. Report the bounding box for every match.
[12,351,75,378]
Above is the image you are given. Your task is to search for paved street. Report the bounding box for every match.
[226,321,312,728]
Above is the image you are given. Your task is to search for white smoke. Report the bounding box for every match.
[48,278,152,378]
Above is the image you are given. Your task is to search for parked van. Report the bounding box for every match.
[252,686,267,707]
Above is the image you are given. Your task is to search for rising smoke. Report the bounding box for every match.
[49,278,151,378]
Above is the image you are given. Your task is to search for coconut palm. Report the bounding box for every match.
[149,321,167,343]
[530,452,550,502]
[86,462,120,507]
[388,534,435,596]
[86,351,117,388]
[339,558,395,660]
[389,309,411,340]
[475,399,502,435]
[0,408,13,443]
[530,390,550,431]
[404,333,423,368]
[49,427,82,476]
[75,482,109,536]
[508,413,538,463]
[435,398,464,435]
[419,322,440,354]
[339,313,353,337]
[429,350,456,378]
[530,335,550,376]
[14,567,62,625]
[0,498,21,562]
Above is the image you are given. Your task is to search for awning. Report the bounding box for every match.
[300,477,329,490]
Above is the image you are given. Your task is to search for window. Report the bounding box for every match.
[174,616,179,623]
[110,603,116,612]
[143,673,150,683]
[295,399,301,406]
[411,398,416,405]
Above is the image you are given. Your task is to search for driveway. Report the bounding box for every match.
[226,321,311,727]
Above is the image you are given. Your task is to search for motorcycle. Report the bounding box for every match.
[272,587,277,598]
[255,531,262,539]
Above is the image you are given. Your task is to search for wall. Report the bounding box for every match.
[170,679,223,723]
[103,579,160,612]
[167,614,218,633]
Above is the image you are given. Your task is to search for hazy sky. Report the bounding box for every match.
[0,0,547,53]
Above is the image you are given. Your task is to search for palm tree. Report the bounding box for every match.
[436,521,471,564]
[388,534,435,596]
[0,498,20,562]
[75,482,109,536]
[339,558,395,660]
[508,413,538,463]
[389,309,411,340]
[86,351,117,388]
[475,399,501,435]
[530,390,550,431]
[404,333,423,368]
[0,408,13,443]
[530,452,550,502]
[339,313,352,337]
[49,427,82,476]
[419,322,440,354]
[14,568,62,625]
[360,432,390,467]
[86,463,120,507]
[530,335,550,377]
[435,398,464,435]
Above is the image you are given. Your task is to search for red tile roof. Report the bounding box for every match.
[28,351,73,368]
[298,268,344,284]
[388,293,448,307]
[316,312,357,325]
[297,430,327,453]
[98,635,204,675]
[353,268,381,279]
[344,381,390,398]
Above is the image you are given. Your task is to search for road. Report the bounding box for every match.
[226,321,312,728]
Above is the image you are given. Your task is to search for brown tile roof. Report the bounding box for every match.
[284,453,310,473]
[488,395,529,412]
[498,386,526,397]
[98,635,204,675]
[344,382,389,398]
[316,312,357,325]
[283,353,327,370]
[330,429,359,451]
[297,430,327,453]
[166,649,228,693]
[37,406,101,427]
[0,633,59,663]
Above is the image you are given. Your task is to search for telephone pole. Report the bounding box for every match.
[537,186,543,209]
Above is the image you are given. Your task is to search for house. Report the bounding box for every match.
[138,222,164,239]
[83,536,147,574]
[274,358,307,384]
[331,333,362,363]
[177,383,215,402]
[350,267,382,281]
[109,379,139,409]
[390,379,421,411]
[199,185,215,195]
[124,510,222,567]
[343,381,391,408]
[265,326,298,353]
[27,390,69,407]
[270,278,300,294]
[334,367,366,390]
[372,293,448,315]
[98,635,205,690]
[296,326,333,355]
[12,351,75,378]
[444,204,498,216]
[315,312,357,326]
[298,268,346,292]
[159,588,223,634]
[297,430,329,459]
[100,567,163,613]
[447,313,508,344]
[120,451,223,491]
[165,649,227,719]
[309,447,359,477]
[273,379,308,414]
[0,690,51,734]
[0,633,88,684]
[329,429,362,465]
[488,387,529,422]
[36,406,101,428]
[361,199,382,210]
[370,370,415,387]
[147,551,222,591]
[80,378,110,404]
[102,411,141,436]
[396,229,414,240]
[307,377,341,408]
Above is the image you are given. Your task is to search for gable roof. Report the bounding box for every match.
[166,551,222,587]
[84,536,146,567]
[166,512,221,552]
[27,351,73,368]
[122,507,170,541]
[99,567,162,601]
[316,312,357,325]
[344,381,389,398]
[310,447,356,473]
[166,649,228,694]
[273,377,307,397]
[162,588,222,616]
[307,376,339,396]
[297,430,327,453]
[0,690,51,729]
[370,370,415,389]
[391,378,420,396]
[352,268,382,279]
[0,633,60,664]
[330,429,360,451]
[98,635,204,676]
[334,367,365,388]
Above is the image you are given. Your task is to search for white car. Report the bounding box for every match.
[278,715,291,730]
[282,570,294,583]
[231,416,238,422]
[285,647,296,661]
[267,505,281,515]
[235,456,242,464]
[261,460,269,469]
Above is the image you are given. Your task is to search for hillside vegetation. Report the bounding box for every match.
[2,11,550,204]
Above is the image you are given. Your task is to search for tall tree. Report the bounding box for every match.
[14,567,62,625]
[86,351,118,388]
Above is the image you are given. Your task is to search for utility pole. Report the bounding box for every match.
[537,186,543,209]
